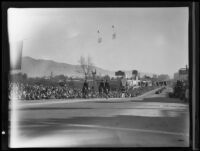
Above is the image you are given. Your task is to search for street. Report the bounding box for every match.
[9,87,189,147]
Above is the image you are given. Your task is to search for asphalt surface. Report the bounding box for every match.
[9,87,189,147]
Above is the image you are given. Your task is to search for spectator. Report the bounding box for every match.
[104,79,110,99]
[82,79,89,98]
[98,80,105,98]
[8,79,159,101]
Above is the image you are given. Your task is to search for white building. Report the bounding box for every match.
[174,67,188,81]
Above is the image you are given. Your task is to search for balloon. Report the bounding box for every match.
[112,25,116,39]
[97,30,102,43]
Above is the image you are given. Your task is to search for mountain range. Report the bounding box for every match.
[21,56,155,78]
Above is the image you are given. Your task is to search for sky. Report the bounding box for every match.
[8,7,188,77]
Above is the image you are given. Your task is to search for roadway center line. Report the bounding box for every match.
[66,124,189,137]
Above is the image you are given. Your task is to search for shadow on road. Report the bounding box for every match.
[140,97,188,104]
[17,107,188,111]
[19,113,189,138]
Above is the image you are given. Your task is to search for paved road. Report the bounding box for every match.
[10,87,189,147]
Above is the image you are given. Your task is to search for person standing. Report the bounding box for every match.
[91,86,95,98]
[99,80,105,98]
[104,79,110,99]
[120,77,127,98]
[82,79,89,98]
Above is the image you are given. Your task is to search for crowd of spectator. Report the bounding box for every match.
[9,82,83,100]
[8,81,160,101]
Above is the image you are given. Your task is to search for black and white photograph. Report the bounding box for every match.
[7,6,190,148]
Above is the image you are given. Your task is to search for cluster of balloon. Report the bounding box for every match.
[112,25,116,39]
[97,30,102,43]
[97,25,116,43]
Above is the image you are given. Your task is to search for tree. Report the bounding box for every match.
[78,55,94,79]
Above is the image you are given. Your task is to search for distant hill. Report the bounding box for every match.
[21,56,115,78]
[21,56,157,78]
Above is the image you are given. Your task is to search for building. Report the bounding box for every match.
[174,66,188,81]
[174,72,179,81]
[115,70,125,78]
[179,68,188,81]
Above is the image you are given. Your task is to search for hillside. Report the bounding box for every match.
[21,56,115,78]
[21,56,157,78]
